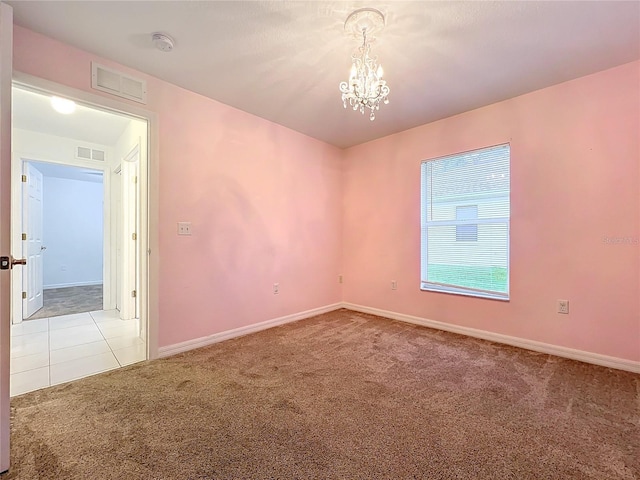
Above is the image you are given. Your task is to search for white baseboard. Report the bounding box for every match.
[342,303,640,374]
[158,303,343,358]
[44,280,103,289]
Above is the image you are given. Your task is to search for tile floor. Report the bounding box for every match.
[10,309,146,397]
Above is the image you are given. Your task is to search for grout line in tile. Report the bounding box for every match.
[93,313,124,367]
[48,318,52,388]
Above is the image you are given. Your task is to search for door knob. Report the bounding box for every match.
[11,257,26,267]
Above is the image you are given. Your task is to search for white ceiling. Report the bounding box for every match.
[13,87,132,145]
[8,1,640,149]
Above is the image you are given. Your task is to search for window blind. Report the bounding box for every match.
[420,144,510,300]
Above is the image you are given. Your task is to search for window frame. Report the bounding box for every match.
[420,144,510,301]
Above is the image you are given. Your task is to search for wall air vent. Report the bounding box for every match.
[76,146,106,162]
[76,146,92,160]
[91,62,147,104]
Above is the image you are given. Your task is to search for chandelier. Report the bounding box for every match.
[339,8,390,121]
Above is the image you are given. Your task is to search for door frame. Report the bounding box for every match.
[10,72,160,361]
[12,157,108,320]
[113,143,140,321]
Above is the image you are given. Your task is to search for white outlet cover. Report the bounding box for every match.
[177,222,192,235]
[557,300,569,314]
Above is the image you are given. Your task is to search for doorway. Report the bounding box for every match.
[9,85,149,396]
[22,161,104,320]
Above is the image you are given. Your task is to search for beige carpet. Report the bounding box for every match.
[4,309,639,479]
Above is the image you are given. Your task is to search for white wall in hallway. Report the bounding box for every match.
[13,128,115,166]
[43,175,103,288]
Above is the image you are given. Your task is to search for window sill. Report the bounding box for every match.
[421,283,509,301]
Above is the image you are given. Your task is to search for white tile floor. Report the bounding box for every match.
[10,310,146,397]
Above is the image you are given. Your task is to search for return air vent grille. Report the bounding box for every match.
[76,146,106,162]
[91,62,147,104]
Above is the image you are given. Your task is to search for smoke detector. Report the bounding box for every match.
[152,33,175,52]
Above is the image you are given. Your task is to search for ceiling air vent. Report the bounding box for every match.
[76,146,106,162]
[91,62,147,104]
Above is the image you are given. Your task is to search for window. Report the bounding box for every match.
[420,144,510,300]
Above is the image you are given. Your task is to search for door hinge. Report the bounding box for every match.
[131,290,137,298]
[132,176,138,184]
[21,175,27,183]
[22,291,26,299]
[22,233,27,241]
[132,233,137,241]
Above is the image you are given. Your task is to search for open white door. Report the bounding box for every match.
[22,162,44,318]
[119,145,138,321]
[0,2,13,473]
[114,166,122,311]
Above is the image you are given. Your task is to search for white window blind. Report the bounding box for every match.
[420,144,510,300]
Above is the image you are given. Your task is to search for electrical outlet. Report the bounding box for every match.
[273,283,279,295]
[557,299,569,314]
[177,222,192,236]
[391,280,397,290]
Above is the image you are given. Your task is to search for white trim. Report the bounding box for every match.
[11,152,109,323]
[119,143,138,321]
[342,303,640,374]
[158,303,343,358]
[43,281,102,289]
[102,157,112,311]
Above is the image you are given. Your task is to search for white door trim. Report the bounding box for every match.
[11,71,160,361]
[119,143,139,321]
[11,157,108,320]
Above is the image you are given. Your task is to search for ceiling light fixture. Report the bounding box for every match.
[339,8,390,121]
[50,96,76,115]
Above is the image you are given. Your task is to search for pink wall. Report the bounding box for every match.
[12,26,343,347]
[11,26,639,362]
[342,61,640,362]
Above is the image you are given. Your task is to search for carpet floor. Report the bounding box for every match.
[27,285,103,320]
[4,309,639,479]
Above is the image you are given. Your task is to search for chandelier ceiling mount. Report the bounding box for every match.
[343,7,385,39]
